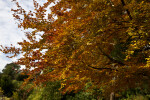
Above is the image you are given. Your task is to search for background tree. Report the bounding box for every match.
[0,63,20,97]
[0,0,150,98]
[2,63,20,80]
[0,63,29,98]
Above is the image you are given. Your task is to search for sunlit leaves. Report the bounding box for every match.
[0,0,150,97]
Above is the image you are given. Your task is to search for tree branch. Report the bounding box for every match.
[81,61,118,71]
[121,0,132,20]
[97,44,125,66]
[90,66,118,71]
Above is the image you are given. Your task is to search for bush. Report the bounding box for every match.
[27,81,104,100]
[118,86,150,100]
[27,87,44,100]
[27,81,62,100]
[13,91,19,100]
[40,81,62,100]
[12,80,33,100]
[0,75,15,97]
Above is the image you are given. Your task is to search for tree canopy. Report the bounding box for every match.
[0,0,150,97]
[2,63,20,80]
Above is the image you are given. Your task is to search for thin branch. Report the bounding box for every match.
[90,66,118,71]
[81,61,117,71]
[121,0,132,20]
[109,0,115,6]
[121,0,125,6]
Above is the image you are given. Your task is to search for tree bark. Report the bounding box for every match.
[110,92,115,100]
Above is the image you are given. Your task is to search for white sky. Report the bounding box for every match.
[0,0,47,71]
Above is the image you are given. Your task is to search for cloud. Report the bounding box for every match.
[0,52,11,71]
[0,0,46,71]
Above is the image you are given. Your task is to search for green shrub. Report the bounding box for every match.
[12,92,19,100]
[27,87,44,100]
[119,86,150,100]
[0,75,15,97]
[40,81,62,100]
[27,81,62,100]
[11,80,33,100]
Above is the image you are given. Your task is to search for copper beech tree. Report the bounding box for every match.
[1,0,150,97]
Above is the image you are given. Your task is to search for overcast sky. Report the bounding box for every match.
[0,0,47,71]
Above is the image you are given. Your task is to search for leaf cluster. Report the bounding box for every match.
[0,0,150,97]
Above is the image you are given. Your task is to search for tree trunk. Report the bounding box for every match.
[110,92,115,100]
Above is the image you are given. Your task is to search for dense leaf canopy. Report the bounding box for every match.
[1,0,150,96]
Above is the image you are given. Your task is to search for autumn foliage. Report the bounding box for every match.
[1,0,150,97]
